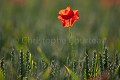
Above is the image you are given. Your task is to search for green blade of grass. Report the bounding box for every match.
[64,65,79,80]
[42,67,51,80]
[94,53,99,77]
[37,67,51,80]
[84,68,87,80]
[0,68,4,80]
[37,47,50,64]
[113,64,120,78]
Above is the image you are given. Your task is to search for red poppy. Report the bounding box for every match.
[58,6,79,27]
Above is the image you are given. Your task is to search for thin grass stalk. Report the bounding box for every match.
[115,50,119,67]
[19,50,25,80]
[26,51,31,77]
[103,47,108,70]
[11,49,15,79]
[92,50,96,77]
[0,58,5,79]
[85,49,90,79]
[99,53,103,75]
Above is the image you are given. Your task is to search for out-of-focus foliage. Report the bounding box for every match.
[0,68,4,80]
[0,0,120,79]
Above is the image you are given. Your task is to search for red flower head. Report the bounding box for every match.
[58,6,79,27]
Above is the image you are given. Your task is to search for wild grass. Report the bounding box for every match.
[0,45,120,80]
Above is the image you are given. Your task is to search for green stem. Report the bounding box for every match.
[68,27,74,58]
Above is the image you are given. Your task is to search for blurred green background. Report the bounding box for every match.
[0,0,120,63]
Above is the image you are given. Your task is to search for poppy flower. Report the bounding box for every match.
[58,6,79,27]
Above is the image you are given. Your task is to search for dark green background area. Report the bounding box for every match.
[0,0,120,75]
[0,0,120,79]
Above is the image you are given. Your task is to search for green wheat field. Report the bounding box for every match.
[0,0,120,80]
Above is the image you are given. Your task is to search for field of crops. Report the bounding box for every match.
[0,0,120,80]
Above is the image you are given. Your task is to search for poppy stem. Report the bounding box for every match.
[68,27,74,58]
[69,19,70,27]
[69,27,71,41]
[69,27,71,36]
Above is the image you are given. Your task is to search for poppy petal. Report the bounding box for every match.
[59,10,65,15]
[58,16,70,27]
[58,16,64,23]
[63,20,69,27]
[73,10,79,20]
[70,18,76,26]
[60,11,74,19]
[59,7,74,19]
[65,6,71,11]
